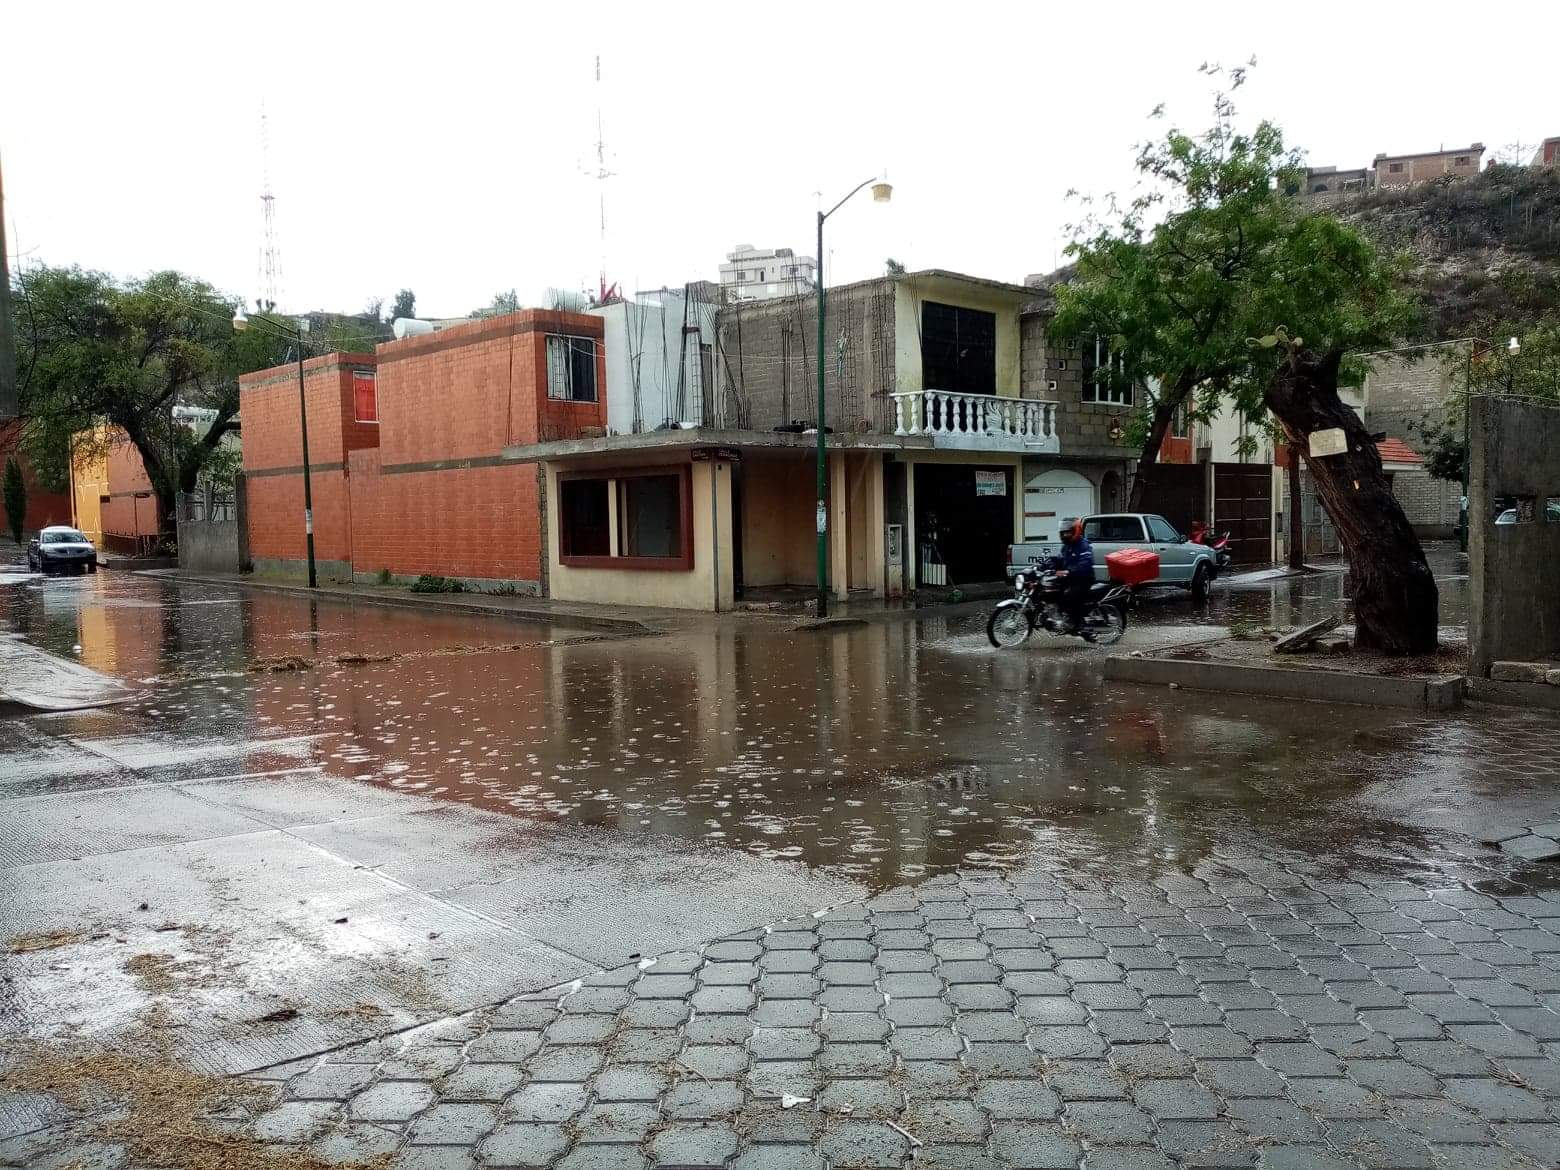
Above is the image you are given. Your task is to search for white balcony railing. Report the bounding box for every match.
[890,390,1059,453]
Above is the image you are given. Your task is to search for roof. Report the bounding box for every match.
[1376,437,1423,466]
[1374,143,1484,163]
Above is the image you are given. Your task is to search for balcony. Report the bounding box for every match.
[890,390,1059,454]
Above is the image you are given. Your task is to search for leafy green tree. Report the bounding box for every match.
[489,289,519,314]
[3,455,24,543]
[14,267,291,533]
[1055,73,1435,652]
[390,288,416,320]
[1417,321,1560,486]
[1051,71,1303,510]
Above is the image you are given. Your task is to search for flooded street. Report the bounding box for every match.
[7,556,1560,1170]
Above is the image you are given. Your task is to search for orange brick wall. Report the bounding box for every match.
[239,313,604,586]
[0,420,73,532]
[240,354,376,572]
[347,449,542,584]
[100,430,160,547]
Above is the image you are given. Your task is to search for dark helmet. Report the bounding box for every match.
[1060,517,1083,542]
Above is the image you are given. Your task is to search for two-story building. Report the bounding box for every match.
[502,270,1134,610]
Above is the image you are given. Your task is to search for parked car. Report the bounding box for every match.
[26,526,99,575]
[1007,513,1219,603]
[1495,502,1560,525]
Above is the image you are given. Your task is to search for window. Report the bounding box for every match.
[921,301,996,396]
[758,269,765,281]
[1388,162,1404,174]
[1055,359,1068,370]
[1080,336,1132,405]
[1455,156,1470,167]
[1084,516,1146,543]
[559,479,610,557]
[1146,515,1180,543]
[619,474,681,558]
[558,468,692,570]
[353,371,378,422]
[1171,403,1189,438]
[547,335,598,402]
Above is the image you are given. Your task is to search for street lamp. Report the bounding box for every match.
[233,307,317,588]
[814,176,892,616]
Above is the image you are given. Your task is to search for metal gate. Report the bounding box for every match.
[1139,464,1206,536]
[1213,462,1273,565]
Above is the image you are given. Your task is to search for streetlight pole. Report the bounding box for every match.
[813,177,892,617]
[233,308,316,588]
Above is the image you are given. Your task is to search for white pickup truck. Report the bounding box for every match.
[1006,512,1218,602]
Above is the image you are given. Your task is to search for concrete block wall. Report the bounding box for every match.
[1020,315,1138,462]
[716,283,895,433]
[1469,396,1560,675]
[1363,345,1465,455]
[1391,468,1461,535]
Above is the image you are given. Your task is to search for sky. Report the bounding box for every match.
[3,1,1553,320]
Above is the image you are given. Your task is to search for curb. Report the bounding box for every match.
[1466,677,1560,712]
[1104,651,1466,710]
[158,572,659,635]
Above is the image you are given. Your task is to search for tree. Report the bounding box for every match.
[489,289,519,315]
[13,267,291,534]
[390,288,416,320]
[1417,321,1560,486]
[3,455,24,543]
[885,258,906,276]
[1051,68,1300,510]
[1054,73,1436,652]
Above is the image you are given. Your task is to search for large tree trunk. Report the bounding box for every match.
[1127,377,1192,511]
[1265,348,1438,654]
[1286,441,1304,570]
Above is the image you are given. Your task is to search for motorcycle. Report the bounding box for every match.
[986,559,1130,649]
[1190,527,1233,575]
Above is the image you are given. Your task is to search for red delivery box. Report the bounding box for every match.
[1105,548,1159,586]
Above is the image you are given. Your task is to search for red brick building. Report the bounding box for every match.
[239,310,605,589]
[240,353,380,579]
[0,419,73,536]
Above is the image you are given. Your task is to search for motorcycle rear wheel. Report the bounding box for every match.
[987,606,1034,648]
[1083,603,1126,647]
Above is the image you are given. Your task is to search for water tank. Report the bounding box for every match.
[393,317,436,340]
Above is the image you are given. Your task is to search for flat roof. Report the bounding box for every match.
[502,427,934,463]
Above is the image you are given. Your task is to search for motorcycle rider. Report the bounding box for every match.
[1054,517,1095,634]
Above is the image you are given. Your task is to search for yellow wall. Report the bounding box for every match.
[740,454,817,588]
[892,277,1023,399]
[70,427,109,546]
[546,460,735,611]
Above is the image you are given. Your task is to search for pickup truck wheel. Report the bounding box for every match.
[1190,563,1211,605]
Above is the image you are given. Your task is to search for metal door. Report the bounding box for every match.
[1213,463,1274,565]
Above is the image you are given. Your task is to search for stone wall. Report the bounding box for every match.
[1469,396,1560,675]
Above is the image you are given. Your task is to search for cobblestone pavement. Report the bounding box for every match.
[15,844,1560,1169]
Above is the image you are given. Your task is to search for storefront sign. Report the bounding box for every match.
[691,447,743,462]
[974,470,1008,497]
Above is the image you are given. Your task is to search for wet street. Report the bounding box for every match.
[5,555,1560,1170]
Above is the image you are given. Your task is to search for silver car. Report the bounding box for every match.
[1080,513,1217,603]
[26,526,99,575]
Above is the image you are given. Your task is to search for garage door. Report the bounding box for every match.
[1022,468,1096,542]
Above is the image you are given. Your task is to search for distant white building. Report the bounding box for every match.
[718,244,815,302]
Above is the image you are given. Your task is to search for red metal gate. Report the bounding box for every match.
[1213,462,1273,565]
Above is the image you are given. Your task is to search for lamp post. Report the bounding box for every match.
[233,308,317,588]
[813,177,892,617]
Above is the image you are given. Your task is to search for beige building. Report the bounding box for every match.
[506,270,1133,611]
[1373,143,1484,188]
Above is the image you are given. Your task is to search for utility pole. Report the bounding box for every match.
[0,152,16,419]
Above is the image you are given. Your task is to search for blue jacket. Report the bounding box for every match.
[1058,536,1095,577]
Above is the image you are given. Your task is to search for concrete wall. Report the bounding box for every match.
[1019,314,1139,463]
[591,292,718,434]
[1469,396,1560,675]
[178,517,240,573]
[1374,146,1483,187]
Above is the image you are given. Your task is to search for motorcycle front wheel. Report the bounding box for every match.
[987,605,1034,648]
[1083,603,1126,647]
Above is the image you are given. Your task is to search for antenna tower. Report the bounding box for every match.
[586,56,617,303]
[259,105,281,311]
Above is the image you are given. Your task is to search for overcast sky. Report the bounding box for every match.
[3,1,1551,319]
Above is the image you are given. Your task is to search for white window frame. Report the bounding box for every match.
[1080,336,1133,406]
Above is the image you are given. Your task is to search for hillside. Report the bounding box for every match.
[1324,165,1560,337]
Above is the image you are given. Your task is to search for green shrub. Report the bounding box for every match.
[375,567,392,586]
[409,574,464,594]
[3,457,26,544]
